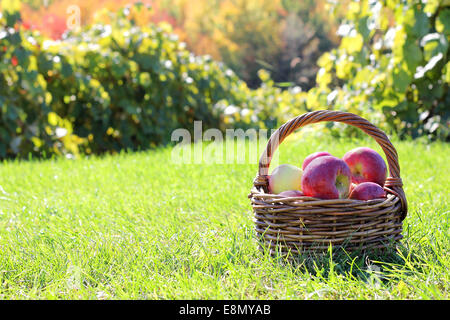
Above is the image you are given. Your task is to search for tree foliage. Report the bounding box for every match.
[311,0,449,140]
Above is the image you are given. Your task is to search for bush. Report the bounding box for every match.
[310,0,449,140]
[1,2,285,159]
[45,5,259,154]
[0,3,84,159]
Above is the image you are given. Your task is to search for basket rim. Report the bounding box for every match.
[250,187,402,215]
[250,186,398,204]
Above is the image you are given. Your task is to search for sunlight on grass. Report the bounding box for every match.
[0,137,448,299]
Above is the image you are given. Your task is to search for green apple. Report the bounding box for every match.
[268,164,303,194]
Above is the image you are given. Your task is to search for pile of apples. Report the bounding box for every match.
[269,147,388,201]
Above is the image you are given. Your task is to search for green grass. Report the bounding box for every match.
[0,135,448,299]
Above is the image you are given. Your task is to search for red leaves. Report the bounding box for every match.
[41,14,68,40]
[21,14,67,40]
[11,56,18,67]
[22,21,32,30]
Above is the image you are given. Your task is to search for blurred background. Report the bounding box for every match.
[0,0,449,159]
[19,0,343,89]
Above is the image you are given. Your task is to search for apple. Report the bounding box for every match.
[301,156,351,199]
[349,182,386,200]
[342,147,387,186]
[278,190,304,197]
[302,151,332,170]
[268,164,303,194]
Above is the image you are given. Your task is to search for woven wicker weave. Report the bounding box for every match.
[249,110,408,255]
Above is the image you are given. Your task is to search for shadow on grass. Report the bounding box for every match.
[256,237,422,285]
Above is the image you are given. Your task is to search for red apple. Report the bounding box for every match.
[302,151,333,170]
[268,164,302,194]
[349,182,386,200]
[301,156,351,199]
[342,147,387,186]
[278,190,304,197]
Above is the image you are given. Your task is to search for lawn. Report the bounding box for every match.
[0,135,448,299]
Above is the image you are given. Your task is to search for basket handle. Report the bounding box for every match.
[254,110,408,220]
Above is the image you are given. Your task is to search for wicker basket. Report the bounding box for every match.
[249,110,408,255]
